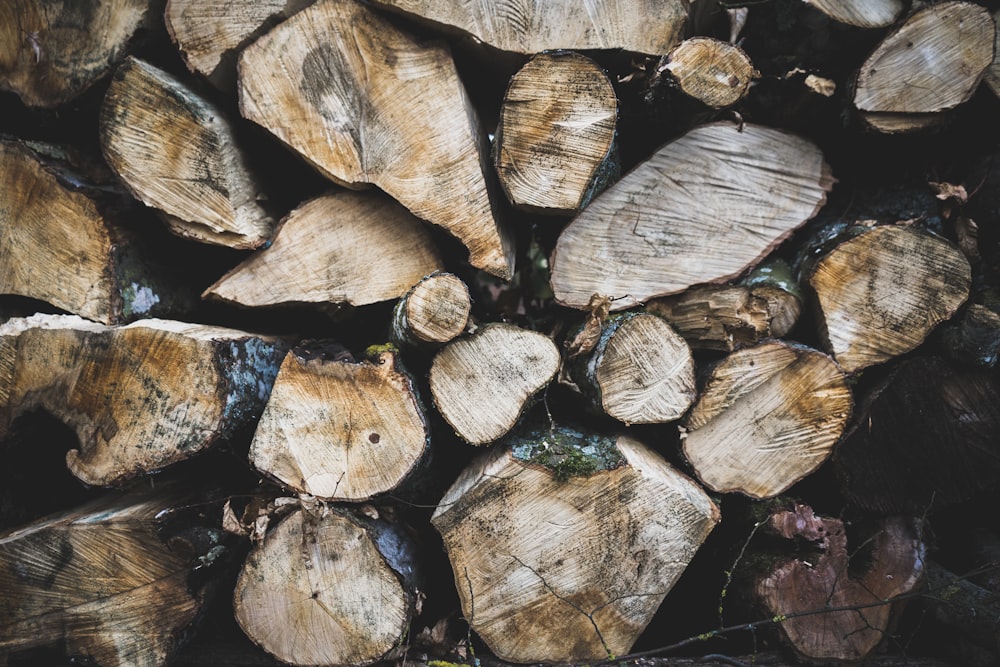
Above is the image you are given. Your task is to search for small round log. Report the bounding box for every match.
[390,272,471,348]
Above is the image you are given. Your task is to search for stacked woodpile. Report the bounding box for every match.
[2,1,1000,666]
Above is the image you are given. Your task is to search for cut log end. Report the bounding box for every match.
[391,272,471,347]
[659,38,757,109]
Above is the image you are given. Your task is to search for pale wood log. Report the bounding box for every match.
[390,272,470,348]
[647,259,802,352]
[656,38,757,109]
[429,323,560,445]
[249,347,429,501]
[370,0,687,55]
[431,424,720,663]
[101,56,275,249]
[233,503,420,667]
[237,0,513,278]
[0,314,286,486]
[549,122,833,311]
[802,0,905,28]
[0,486,221,667]
[0,0,154,107]
[852,2,994,132]
[682,340,851,499]
[803,223,971,373]
[494,51,619,215]
[753,503,925,663]
[165,0,313,90]
[204,190,442,309]
[566,312,696,425]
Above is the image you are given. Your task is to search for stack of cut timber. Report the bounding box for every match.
[1,1,999,666]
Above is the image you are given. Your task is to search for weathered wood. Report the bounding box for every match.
[249,347,429,501]
[494,51,618,215]
[431,424,720,663]
[681,340,851,499]
[101,56,275,249]
[656,38,757,109]
[0,314,285,486]
[390,272,471,348]
[237,0,513,278]
[549,123,833,311]
[204,190,442,309]
[429,323,560,445]
[802,0,905,28]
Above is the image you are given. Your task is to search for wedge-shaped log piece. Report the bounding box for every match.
[238,0,513,278]
[371,0,688,55]
[165,0,313,89]
[805,224,971,373]
[657,38,757,109]
[853,2,993,132]
[682,340,851,499]
[0,487,220,667]
[0,0,153,107]
[753,503,925,663]
[432,425,720,663]
[430,323,560,445]
[234,504,420,667]
[101,57,274,249]
[391,272,471,348]
[494,51,619,215]
[0,314,285,486]
[567,312,696,425]
[204,190,442,308]
[550,123,833,311]
[0,140,188,325]
[250,347,429,501]
[803,0,905,28]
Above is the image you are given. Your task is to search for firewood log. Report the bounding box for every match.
[802,223,971,373]
[494,51,619,215]
[852,2,994,133]
[802,0,905,28]
[431,423,720,663]
[940,302,1000,369]
[100,56,275,249]
[390,272,471,348]
[429,323,560,445]
[164,0,313,90]
[922,560,1000,663]
[656,37,757,109]
[0,314,286,486]
[0,486,224,667]
[565,311,696,425]
[549,122,833,311]
[646,259,802,352]
[985,9,1000,99]
[237,0,513,278]
[752,503,925,663]
[0,0,155,107]
[249,346,429,502]
[233,502,421,667]
[0,139,190,325]
[681,340,851,499]
[203,190,442,309]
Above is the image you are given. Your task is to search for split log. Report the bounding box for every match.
[0,486,224,667]
[249,346,429,502]
[429,323,560,445]
[646,259,802,352]
[237,0,513,278]
[494,51,619,215]
[165,0,313,90]
[390,272,470,349]
[0,314,286,486]
[752,503,925,663]
[0,0,155,107]
[101,56,275,249]
[984,9,1000,99]
[802,0,905,28]
[370,0,688,55]
[565,311,696,425]
[852,2,994,133]
[802,223,971,373]
[833,356,1000,514]
[549,122,833,311]
[233,502,421,667]
[655,38,757,109]
[431,423,720,663]
[0,139,189,325]
[681,340,851,499]
[204,190,442,309]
